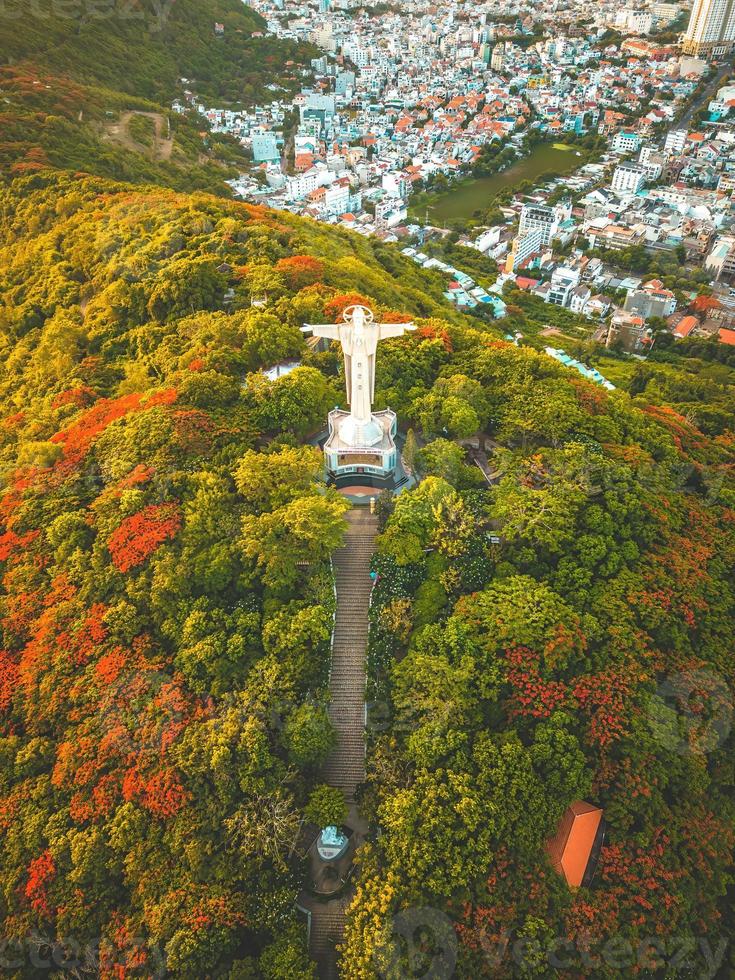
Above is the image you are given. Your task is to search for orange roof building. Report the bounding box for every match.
[673,315,698,339]
[546,801,604,889]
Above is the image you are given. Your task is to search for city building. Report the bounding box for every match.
[505,227,545,272]
[664,130,688,156]
[519,202,570,246]
[637,147,665,181]
[547,265,581,306]
[652,3,683,24]
[705,236,735,279]
[624,279,677,318]
[612,131,642,155]
[611,162,648,194]
[682,0,735,56]
[606,310,649,350]
[251,132,280,163]
[614,9,654,34]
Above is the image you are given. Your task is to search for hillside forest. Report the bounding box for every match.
[0,0,317,193]
[0,169,733,977]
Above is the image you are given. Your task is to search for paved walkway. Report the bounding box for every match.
[305,508,378,979]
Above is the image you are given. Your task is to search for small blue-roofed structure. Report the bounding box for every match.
[545,348,616,390]
[317,826,349,861]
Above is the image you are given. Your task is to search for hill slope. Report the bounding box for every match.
[1,171,734,979]
[0,66,256,193]
[0,170,480,975]
[1,0,311,103]
[0,0,315,190]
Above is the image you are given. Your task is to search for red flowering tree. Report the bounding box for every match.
[51,386,97,410]
[108,503,182,573]
[275,254,324,290]
[25,850,56,918]
[50,389,177,466]
[122,765,188,818]
[416,322,453,351]
[505,646,570,720]
[323,292,373,321]
[0,529,39,564]
[572,667,636,750]
[0,651,18,714]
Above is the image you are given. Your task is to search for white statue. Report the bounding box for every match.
[303,305,414,447]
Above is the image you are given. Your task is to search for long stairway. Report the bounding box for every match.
[308,507,378,979]
[308,895,352,980]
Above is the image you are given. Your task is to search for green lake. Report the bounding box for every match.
[417,143,582,224]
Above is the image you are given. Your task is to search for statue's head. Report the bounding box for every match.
[342,304,374,326]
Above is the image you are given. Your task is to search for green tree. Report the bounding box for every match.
[234,445,325,513]
[258,927,318,980]
[379,768,495,898]
[241,493,350,590]
[402,428,419,473]
[282,702,336,768]
[240,310,304,370]
[245,367,339,437]
[412,374,489,439]
[305,785,348,828]
[376,477,458,564]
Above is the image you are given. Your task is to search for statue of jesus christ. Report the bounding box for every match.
[303,305,414,436]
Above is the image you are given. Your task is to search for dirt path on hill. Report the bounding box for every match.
[103,110,174,161]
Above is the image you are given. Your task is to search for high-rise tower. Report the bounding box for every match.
[682,0,735,56]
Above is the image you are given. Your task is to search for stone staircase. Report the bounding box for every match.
[308,898,351,980]
[321,508,377,803]
[308,507,377,979]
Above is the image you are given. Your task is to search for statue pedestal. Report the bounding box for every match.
[323,408,399,486]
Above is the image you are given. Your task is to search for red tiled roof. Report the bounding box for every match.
[719,327,735,346]
[546,801,603,888]
[674,315,698,338]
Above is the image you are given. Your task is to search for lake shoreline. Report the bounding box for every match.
[410,141,582,225]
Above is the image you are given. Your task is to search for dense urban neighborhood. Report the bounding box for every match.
[171,0,735,355]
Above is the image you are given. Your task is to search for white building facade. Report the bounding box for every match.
[612,162,648,195]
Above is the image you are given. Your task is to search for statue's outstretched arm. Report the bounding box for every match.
[377,322,415,340]
[302,323,341,340]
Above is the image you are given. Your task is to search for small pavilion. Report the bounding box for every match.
[546,801,605,889]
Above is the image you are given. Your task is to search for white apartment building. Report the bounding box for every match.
[569,284,593,315]
[612,162,648,195]
[375,197,407,229]
[473,226,503,254]
[652,3,682,24]
[638,147,665,181]
[343,42,371,66]
[286,167,332,200]
[519,202,567,247]
[611,131,642,154]
[682,0,735,56]
[547,266,581,307]
[664,129,687,156]
[614,9,654,33]
[382,172,410,199]
[322,180,351,216]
